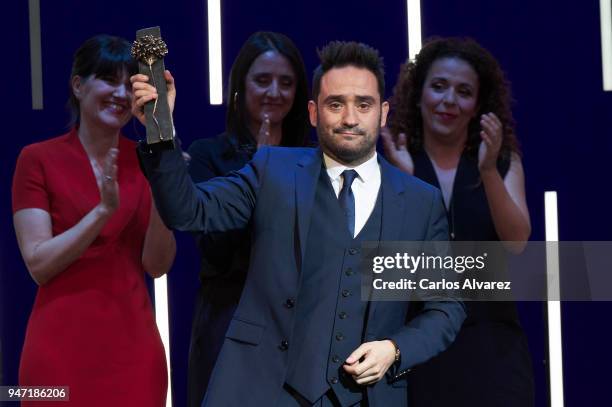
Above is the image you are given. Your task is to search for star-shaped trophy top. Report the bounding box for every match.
[131,35,168,66]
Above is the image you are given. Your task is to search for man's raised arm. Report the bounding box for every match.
[137,143,266,233]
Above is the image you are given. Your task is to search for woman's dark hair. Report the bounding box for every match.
[389,37,520,158]
[225,31,310,151]
[68,34,137,125]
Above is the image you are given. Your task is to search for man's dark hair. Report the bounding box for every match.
[312,41,385,101]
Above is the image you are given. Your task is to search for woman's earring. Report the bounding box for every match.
[233,91,238,108]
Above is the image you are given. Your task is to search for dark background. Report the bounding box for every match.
[2,1,611,405]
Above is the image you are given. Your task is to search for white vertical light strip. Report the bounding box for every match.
[207,0,223,105]
[28,0,43,110]
[600,0,612,90]
[154,276,173,407]
[544,191,564,407]
[406,0,422,60]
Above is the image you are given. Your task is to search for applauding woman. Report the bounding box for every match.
[382,37,533,406]
[13,35,175,406]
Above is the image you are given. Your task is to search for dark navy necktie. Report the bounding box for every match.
[338,169,358,237]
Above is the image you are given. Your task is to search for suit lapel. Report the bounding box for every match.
[379,156,406,242]
[295,149,323,270]
[368,157,407,326]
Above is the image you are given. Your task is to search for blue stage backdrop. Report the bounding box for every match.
[2,1,611,406]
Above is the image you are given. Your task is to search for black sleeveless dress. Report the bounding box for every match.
[408,151,535,407]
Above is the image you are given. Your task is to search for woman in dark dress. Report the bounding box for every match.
[381,37,534,406]
[185,31,311,407]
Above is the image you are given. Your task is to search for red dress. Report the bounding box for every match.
[12,129,167,406]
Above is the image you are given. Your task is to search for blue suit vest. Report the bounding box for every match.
[285,167,382,406]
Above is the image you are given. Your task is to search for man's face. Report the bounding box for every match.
[309,66,389,165]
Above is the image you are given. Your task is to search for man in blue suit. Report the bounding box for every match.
[133,41,465,407]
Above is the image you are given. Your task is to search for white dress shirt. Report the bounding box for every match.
[323,152,381,238]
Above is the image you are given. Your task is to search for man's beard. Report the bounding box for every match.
[317,118,380,165]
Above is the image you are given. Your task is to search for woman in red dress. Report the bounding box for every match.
[12,35,176,406]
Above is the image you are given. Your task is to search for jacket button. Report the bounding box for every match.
[349,248,359,255]
[336,333,344,341]
[342,289,350,297]
[339,311,348,319]
[279,340,289,351]
[345,268,354,276]
[332,355,341,363]
[284,298,295,308]
[330,377,339,384]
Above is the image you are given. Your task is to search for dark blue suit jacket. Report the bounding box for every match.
[139,145,466,407]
